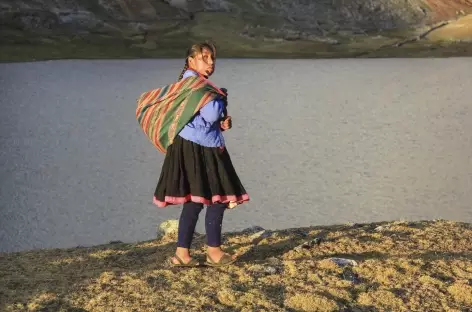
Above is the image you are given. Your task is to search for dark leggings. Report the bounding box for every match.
[177,201,227,248]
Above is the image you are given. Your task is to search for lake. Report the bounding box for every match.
[1,58,471,253]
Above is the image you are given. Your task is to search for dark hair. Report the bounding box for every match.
[178,41,217,81]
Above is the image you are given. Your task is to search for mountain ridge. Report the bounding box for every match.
[1,0,472,60]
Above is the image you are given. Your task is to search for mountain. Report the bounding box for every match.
[1,0,472,61]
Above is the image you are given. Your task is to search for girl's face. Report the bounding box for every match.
[188,47,215,78]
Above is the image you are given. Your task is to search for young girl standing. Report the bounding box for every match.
[153,42,249,267]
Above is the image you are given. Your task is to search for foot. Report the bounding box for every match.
[170,254,194,265]
[207,247,237,264]
[167,253,200,267]
[171,247,194,265]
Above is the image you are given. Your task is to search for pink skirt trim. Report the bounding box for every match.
[153,193,250,208]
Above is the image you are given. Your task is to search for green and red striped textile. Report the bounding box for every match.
[136,75,224,154]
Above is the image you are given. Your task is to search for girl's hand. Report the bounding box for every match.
[220,116,232,131]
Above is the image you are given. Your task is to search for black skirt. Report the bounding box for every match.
[153,135,249,208]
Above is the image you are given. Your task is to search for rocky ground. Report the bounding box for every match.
[1,220,472,311]
[0,0,471,61]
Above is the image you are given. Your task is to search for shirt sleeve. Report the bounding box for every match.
[199,98,224,124]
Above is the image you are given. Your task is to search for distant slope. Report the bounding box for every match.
[0,0,471,60]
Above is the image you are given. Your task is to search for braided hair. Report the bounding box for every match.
[178,62,189,81]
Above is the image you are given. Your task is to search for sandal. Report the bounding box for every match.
[205,253,237,267]
[167,254,201,267]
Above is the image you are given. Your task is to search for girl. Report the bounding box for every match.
[153,42,249,267]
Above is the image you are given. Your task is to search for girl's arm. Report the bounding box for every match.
[199,97,224,124]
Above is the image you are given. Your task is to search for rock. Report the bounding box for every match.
[241,226,265,234]
[374,223,396,232]
[248,263,281,276]
[293,238,322,252]
[203,0,233,12]
[374,225,386,232]
[342,268,361,284]
[98,0,159,20]
[57,10,102,30]
[291,229,308,237]
[250,230,272,241]
[0,8,108,33]
[351,223,365,228]
[329,257,358,267]
[158,219,179,238]
[264,266,278,274]
[267,257,283,266]
[0,10,60,31]
[157,219,204,240]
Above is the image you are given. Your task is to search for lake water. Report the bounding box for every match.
[1,58,471,253]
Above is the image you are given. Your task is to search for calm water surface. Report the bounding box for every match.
[1,58,471,252]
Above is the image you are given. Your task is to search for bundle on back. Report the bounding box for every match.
[136,75,221,154]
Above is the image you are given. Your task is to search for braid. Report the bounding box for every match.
[178,62,189,81]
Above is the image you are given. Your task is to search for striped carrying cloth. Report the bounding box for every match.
[136,75,225,154]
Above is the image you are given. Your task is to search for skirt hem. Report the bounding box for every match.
[153,194,250,208]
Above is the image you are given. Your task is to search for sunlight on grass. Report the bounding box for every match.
[1,220,471,311]
[285,293,339,312]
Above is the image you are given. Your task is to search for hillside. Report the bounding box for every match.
[1,0,472,60]
[1,220,472,311]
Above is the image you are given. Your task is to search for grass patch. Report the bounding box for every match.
[363,40,472,57]
[1,220,472,311]
[2,37,472,62]
[2,38,472,62]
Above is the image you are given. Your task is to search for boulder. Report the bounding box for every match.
[329,257,358,267]
[57,10,103,31]
[241,226,265,234]
[158,219,179,238]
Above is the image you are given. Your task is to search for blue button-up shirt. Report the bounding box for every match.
[178,70,226,147]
